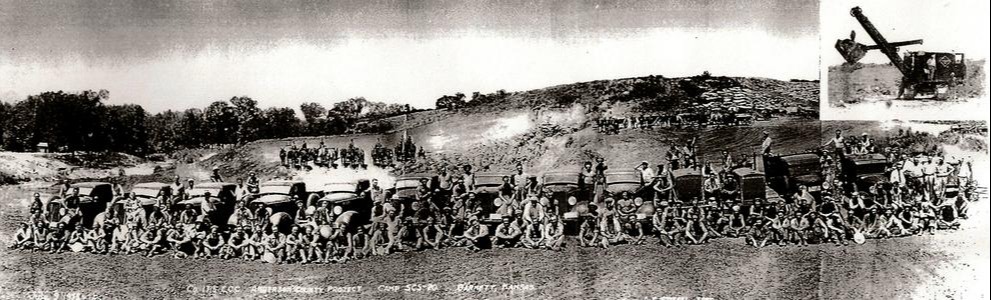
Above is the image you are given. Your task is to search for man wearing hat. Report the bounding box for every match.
[635,161,655,186]
[210,167,223,182]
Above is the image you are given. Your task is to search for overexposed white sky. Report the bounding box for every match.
[1,0,819,112]
[821,0,990,66]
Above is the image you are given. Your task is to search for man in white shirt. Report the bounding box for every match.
[889,162,905,188]
[635,161,655,186]
[921,157,937,195]
[934,157,954,196]
[511,163,528,200]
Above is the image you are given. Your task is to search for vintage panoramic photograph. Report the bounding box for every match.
[1,0,988,299]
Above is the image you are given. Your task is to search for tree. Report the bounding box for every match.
[203,101,237,145]
[260,107,303,139]
[300,102,328,135]
[147,110,182,152]
[178,108,206,148]
[230,96,262,144]
[435,93,466,110]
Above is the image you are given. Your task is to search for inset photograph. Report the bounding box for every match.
[822,0,989,120]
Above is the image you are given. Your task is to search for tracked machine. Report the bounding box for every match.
[835,7,966,99]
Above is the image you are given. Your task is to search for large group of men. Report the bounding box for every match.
[8,129,980,264]
[278,137,423,170]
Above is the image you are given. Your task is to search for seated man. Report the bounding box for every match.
[139,226,167,257]
[263,231,287,264]
[519,219,544,249]
[767,214,787,246]
[492,216,521,248]
[579,216,600,248]
[46,223,69,254]
[199,225,225,259]
[308,225,329,262]
[746,217,770,248]
[684,213,710,245]
[31,221,50,252]
[10,223,33,250]
[462,216,491,252]
[657,210,686,247]
[283,225,303,263]
[727,206,747,238]
[109,223,130,255]
[67,226,89,252]
[818,213,847,245]
[245,226,265,261]
[419,217,445,250]
[621,215,645,245]
[787,211,810,246]
[350,225,373,259]
[297,226,315,263]
[937,203,960,230]
[542,214,565,251]
[166,225,193,259]
[598,213,624,247]
[90,224,111,254]
[224,227,250,260]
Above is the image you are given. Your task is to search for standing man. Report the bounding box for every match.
[823,130,845,158]
[461,165,476,192]
[511,163,528,201]
[199,191,217,225]
[210,167,223,183]
[760,131,773,156]
[934,157,954,201]
[171,176,186,201]
[635,161,655,186]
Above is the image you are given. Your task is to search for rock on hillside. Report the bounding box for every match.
[464,74,819,117]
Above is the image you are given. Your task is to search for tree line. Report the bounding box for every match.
[0,90,415,155]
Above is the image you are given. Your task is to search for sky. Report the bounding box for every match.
[1,0,819,112]
[821,0,990,66]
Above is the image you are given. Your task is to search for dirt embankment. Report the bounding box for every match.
[828,60,986,105]
[0,152,156,186]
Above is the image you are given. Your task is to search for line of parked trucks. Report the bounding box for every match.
[44,151,924,235]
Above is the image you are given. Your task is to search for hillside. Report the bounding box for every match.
[463,75,818,116]
[181,75,820,186]
[827,59,986,105]
[1,74,820,187]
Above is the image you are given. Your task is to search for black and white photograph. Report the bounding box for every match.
[823,0,990,120]
[1,0,988,299]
